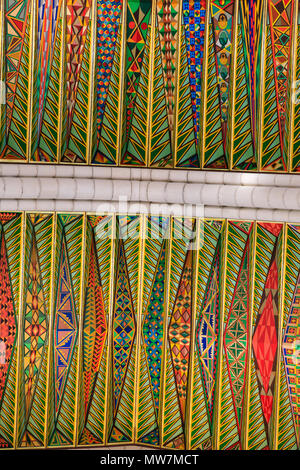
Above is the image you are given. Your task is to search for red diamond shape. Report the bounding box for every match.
[253,291,277,394]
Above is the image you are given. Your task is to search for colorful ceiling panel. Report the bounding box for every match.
[0,0,299,171]
[0,212,298,449]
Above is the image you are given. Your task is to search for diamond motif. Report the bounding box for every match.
[253,292,277,395]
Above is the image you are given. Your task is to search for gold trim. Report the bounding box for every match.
[103,213,116,445]
[288,2,299,173]
[145,3,156,168]
[26,1,36,162]
[173,0,183,168]
[158,217,171,448]
[272,223,287,449]
[86,3,96,165]
[74,212,87,446]
[117,1,127,166]
[13,212,26,449]
[185,218,201,450]
[133,214,146,442]
[214,219,227,450]
[228,1,239,171]
[44,212,57,447]
[200,1,211,169]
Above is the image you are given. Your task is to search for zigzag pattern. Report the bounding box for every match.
[291,28,300,171]
[48,215,83,447]
[0,221,19,448]
[119,216,141,314]
[268,0,293,146]
[156,0,179,136]
[162,348,184,447]
[175,27,198,168]
[95,0,122,135]
[0,213,298,450]
[211,1,234,140]
[0,1,299,171]
[79,218,112,445]
[19,215,53,447]
[260,25,284,171]
[113,241,135,411]
[91,216,113,316]
[82,240,107,417]
[109,218,139,443]
[150,25,172,167]
[4,5,32,160]
[95,31,122,164]
[137,342,158,444]
[190,346,211,449]
[182,1,206,141]
[202,19,226,169]
[30,1,60,157]
[197,246,220,424]
[277,357,298,450]
[125,26,150,166]
[62,3,92,163]
[110,342,136,443]
[283,294,299,418]
[218,356,240,449]
[79,343,108,445]
[35,15,63,162]
[4,1,31,132]
[168,248,192,424]
[122,0,152,156]
[230,20,255,170]
[248,357,268,449]
[138,235,167,445]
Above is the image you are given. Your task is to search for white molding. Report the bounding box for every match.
[0,165,300,221]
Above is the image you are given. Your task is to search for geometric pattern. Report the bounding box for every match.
[94,0,122,163]
[218,220,253,450]
[224,240,250,428]
[140,242,166,442]
[182,0,206,141]
[82,239,106,417]
[282,271,300,447]
[250,222,283,450]
[23,238,47,421]
[0,213,298,450]
[137,215,168,447]
[168,248,192,423]
[202,1,235,169]
[54,237,78,414]
[78,214,112,446]
[108,214,140,445]
[112,241,136,412]
[0,0,299,171]
[197,244,220,423]
[48,214,83,447]
[0,230,17,408]
[268,0,293,142]
[18,213,53,448]
[61,1,92,163]
[0,213,22,448]
[253,257,278,427]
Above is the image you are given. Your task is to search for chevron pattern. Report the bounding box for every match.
[138,219,168,445]
[0,0,299,171]
[0,215,298,450]
[18,214,53,447]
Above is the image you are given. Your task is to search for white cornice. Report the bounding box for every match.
[0,165,300,222]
